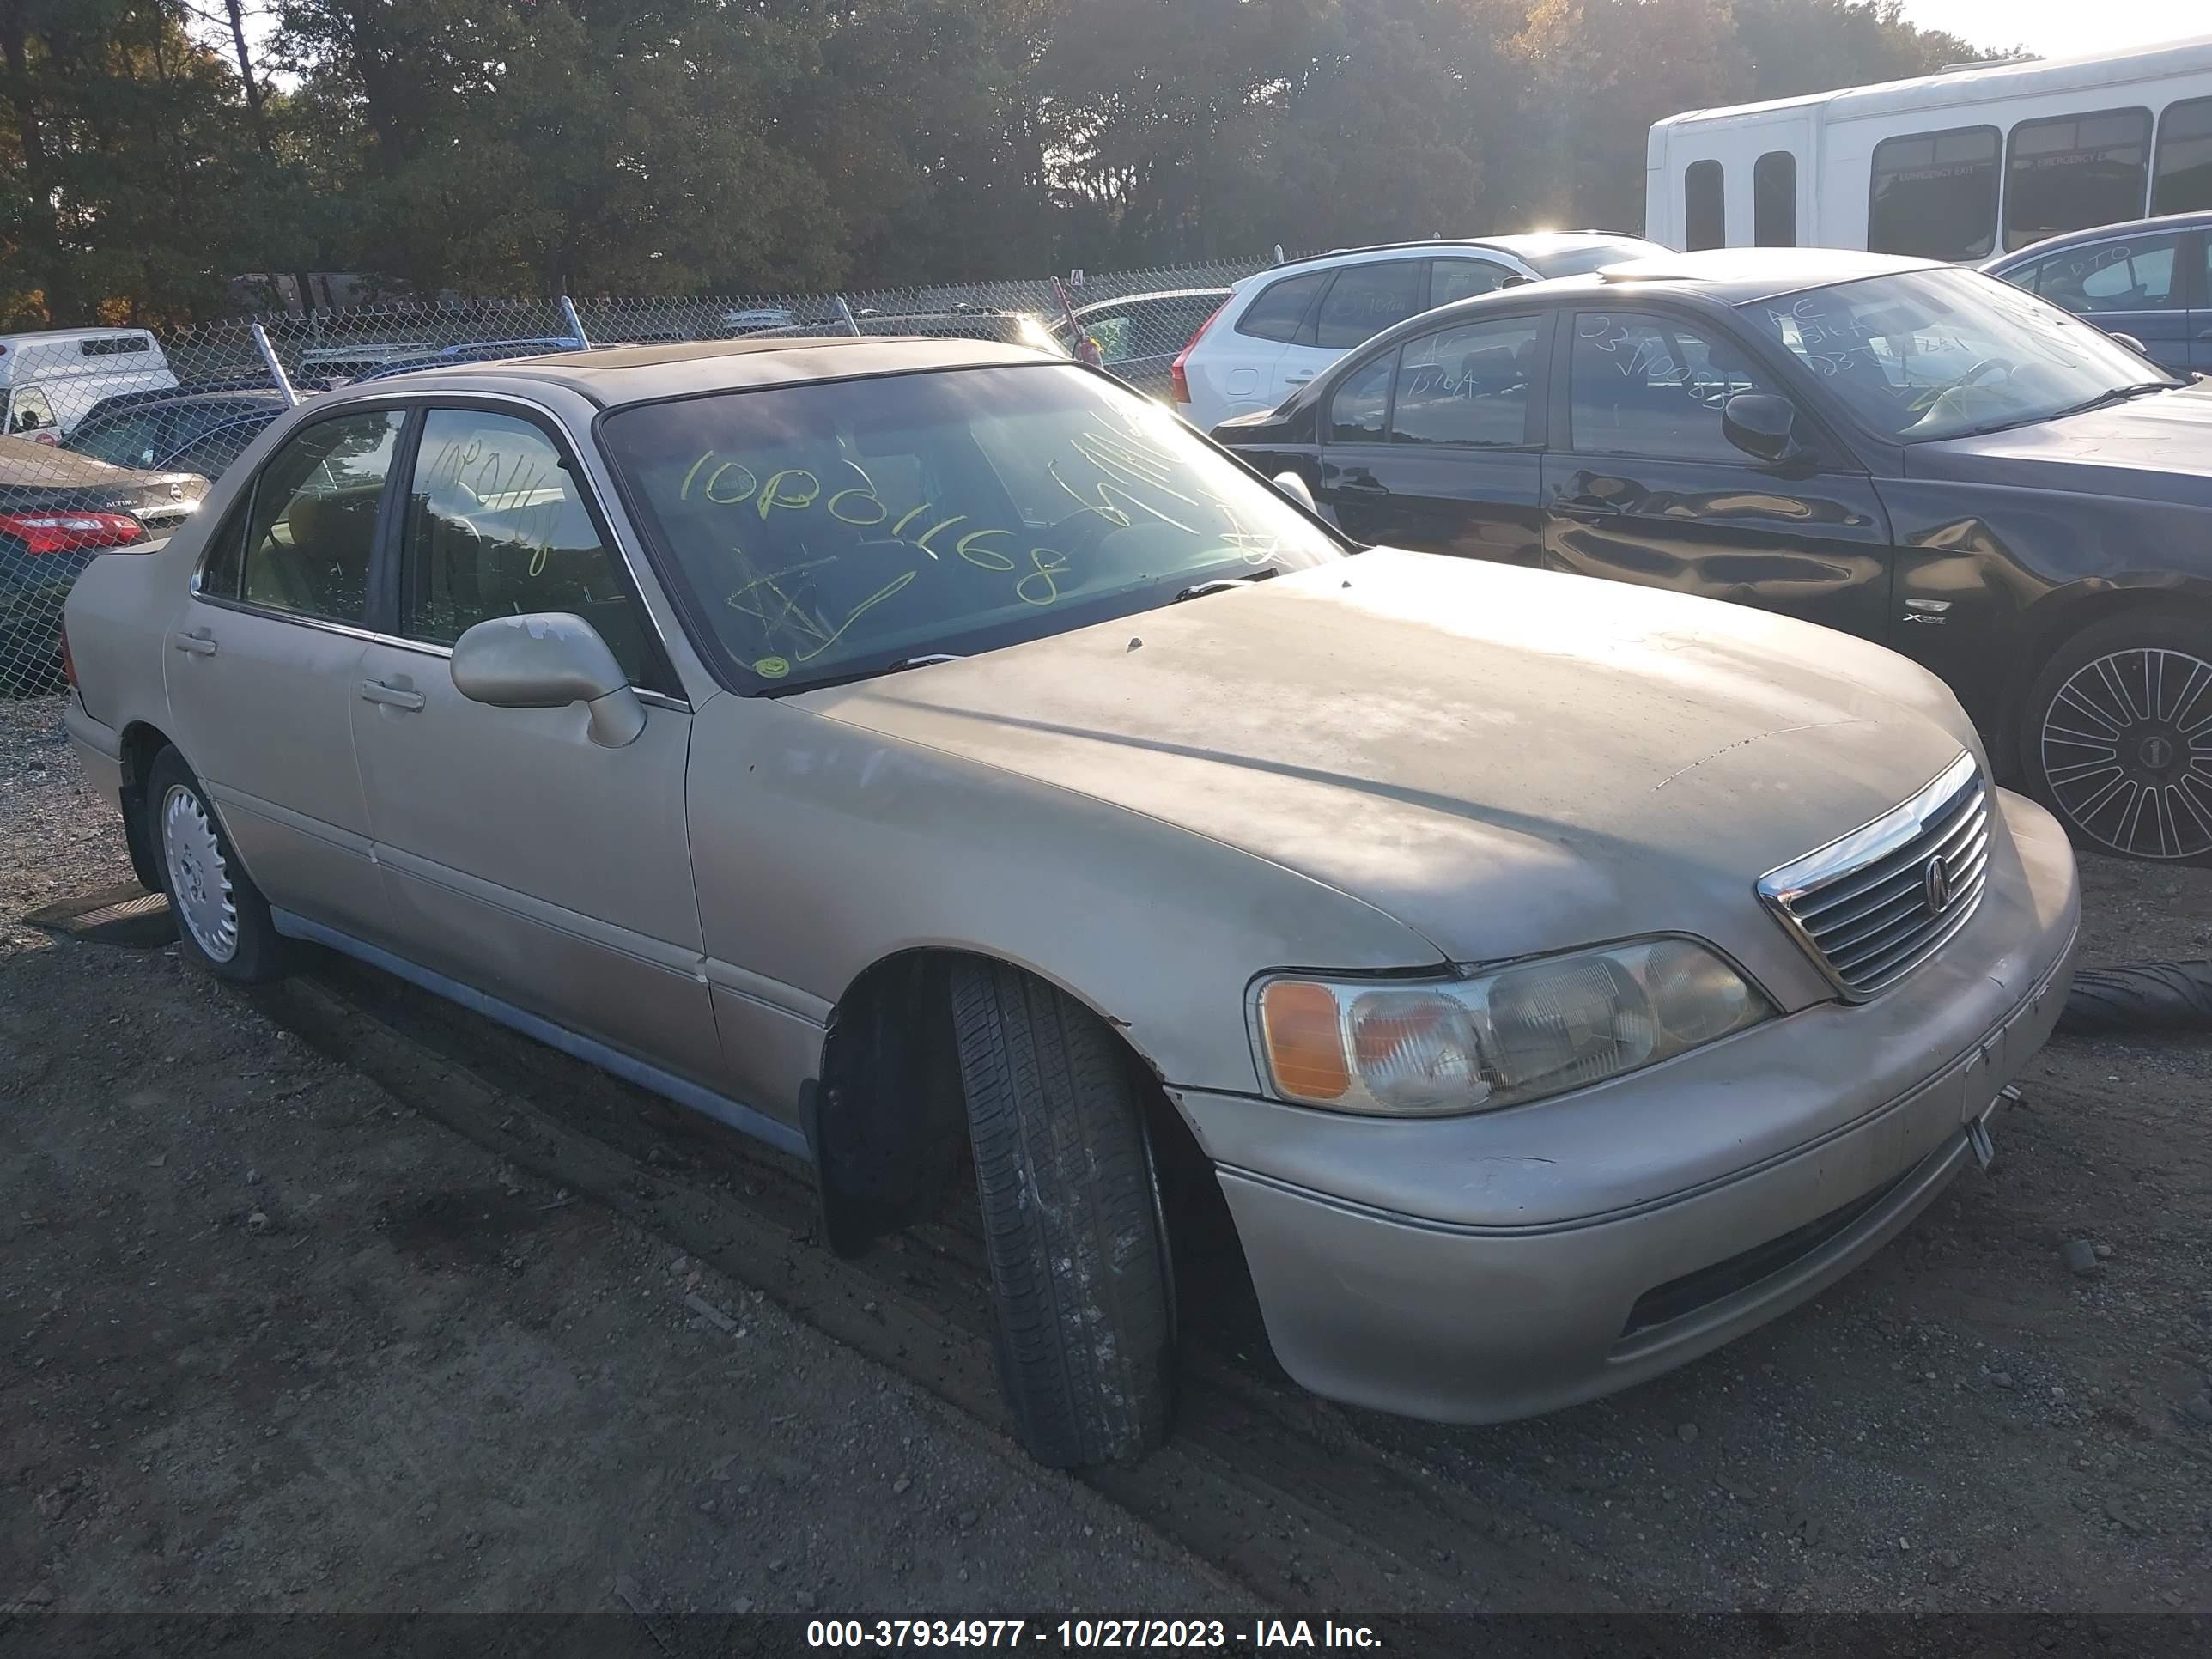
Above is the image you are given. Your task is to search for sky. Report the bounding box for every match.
[1898,2,2204,61]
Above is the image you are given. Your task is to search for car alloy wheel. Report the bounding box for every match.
[161,782,240,963]
[2039,646,2212,861]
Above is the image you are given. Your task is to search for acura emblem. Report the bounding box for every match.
[1923,854,1952,915]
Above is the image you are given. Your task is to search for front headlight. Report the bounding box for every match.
[1250,938,1771,1116]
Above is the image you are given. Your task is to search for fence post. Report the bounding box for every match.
[834,296,861,337]
[560,294,591,349]
[251,322,298,408]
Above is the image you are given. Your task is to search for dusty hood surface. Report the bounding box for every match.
[1905,382,2212,506]
[792,550,1973,990]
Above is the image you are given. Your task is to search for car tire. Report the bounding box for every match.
[145,746,289,981]
[949,959,1175,1468]
[2020,613,2212,867]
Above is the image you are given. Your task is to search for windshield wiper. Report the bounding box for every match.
[1952,380,2174,439]
[1173,565,1283,603]
[2044,381,2176,421]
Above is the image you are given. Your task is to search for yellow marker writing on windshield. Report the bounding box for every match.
[753,656,791,679]
[828,487,888,526]
[1018,548,1070,606]
[955,527,1015,571]
[757,469,820,518]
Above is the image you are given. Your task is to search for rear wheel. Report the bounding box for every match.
[2020,614,2212,867]
[950,960,1175,1468]
[146,745,289,981]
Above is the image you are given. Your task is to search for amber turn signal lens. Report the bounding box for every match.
[1258,980,1351,1102]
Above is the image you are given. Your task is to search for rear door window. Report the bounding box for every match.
[2020,233,2185,313]
[1429,259,1514,307]
[1313,261,1426,349]
[1328,352,1395,442]
[233,409,404,623]
[1389,318,1541,447]
[1234,273,1329,343]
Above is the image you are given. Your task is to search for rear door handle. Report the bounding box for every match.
[1285,374,1315,386]
[360,679,425,712]
[1334,476,1387,494]
[171,631,217,657]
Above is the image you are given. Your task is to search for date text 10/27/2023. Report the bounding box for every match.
[805,1620,1384,1650]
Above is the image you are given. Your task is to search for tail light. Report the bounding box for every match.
[0,510,149,555]
[1170,299,1230,408]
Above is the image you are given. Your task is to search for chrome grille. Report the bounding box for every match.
[1757,752,1990,1000]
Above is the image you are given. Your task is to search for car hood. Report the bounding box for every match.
[791,551,1975,998]
[1905,381,2212,505]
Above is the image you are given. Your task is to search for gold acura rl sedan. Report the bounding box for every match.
[62,337,2081,1468]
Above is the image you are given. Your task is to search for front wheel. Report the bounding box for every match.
[2020,614,2212,866]
[146,746,290,981]
[950,960,1175,1468]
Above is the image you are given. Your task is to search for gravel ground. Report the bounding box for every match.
[4,689,2209,1619]
[1,695,1240,1616]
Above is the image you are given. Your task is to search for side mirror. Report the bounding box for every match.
[2106,331,2148,356]
[1722,392,1803,464]
[1499,274,1536,289]
[451,611,645,749]
[1272,471,1318,514]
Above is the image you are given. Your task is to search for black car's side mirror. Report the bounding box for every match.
[1722,392,1804,465]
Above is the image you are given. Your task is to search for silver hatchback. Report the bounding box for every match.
[63,337,2080,1466]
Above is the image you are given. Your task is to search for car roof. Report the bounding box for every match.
[1585,247,1942,302]
[1987,210,2212,268]
[338,336,1062,408]
[1273,231,1652,271]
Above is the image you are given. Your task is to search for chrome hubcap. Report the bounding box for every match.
[161,783,240,962]
[2041,647,2212,861]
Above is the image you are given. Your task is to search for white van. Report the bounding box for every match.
[0,328,179,439]
[1645,34,2212,258]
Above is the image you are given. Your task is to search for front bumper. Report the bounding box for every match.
[1174,786,2081,1424]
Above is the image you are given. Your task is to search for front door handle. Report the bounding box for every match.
[1334,474,1387,495]
[360,679,425,712]
[1553,498,1622,520]
[171,631,217,658]
[1284,374,1315,387]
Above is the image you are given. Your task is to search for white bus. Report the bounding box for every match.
[1645,35,2212,261]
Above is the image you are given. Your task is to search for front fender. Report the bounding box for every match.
[684,693,1446,1115]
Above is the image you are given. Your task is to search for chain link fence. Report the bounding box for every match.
[0,255,1276,697]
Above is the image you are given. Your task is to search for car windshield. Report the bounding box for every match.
[601,362,1341,690]
[1742,267,2176,442]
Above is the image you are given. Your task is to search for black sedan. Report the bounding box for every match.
[0,437,206,691]
[1213,249,2212,866]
